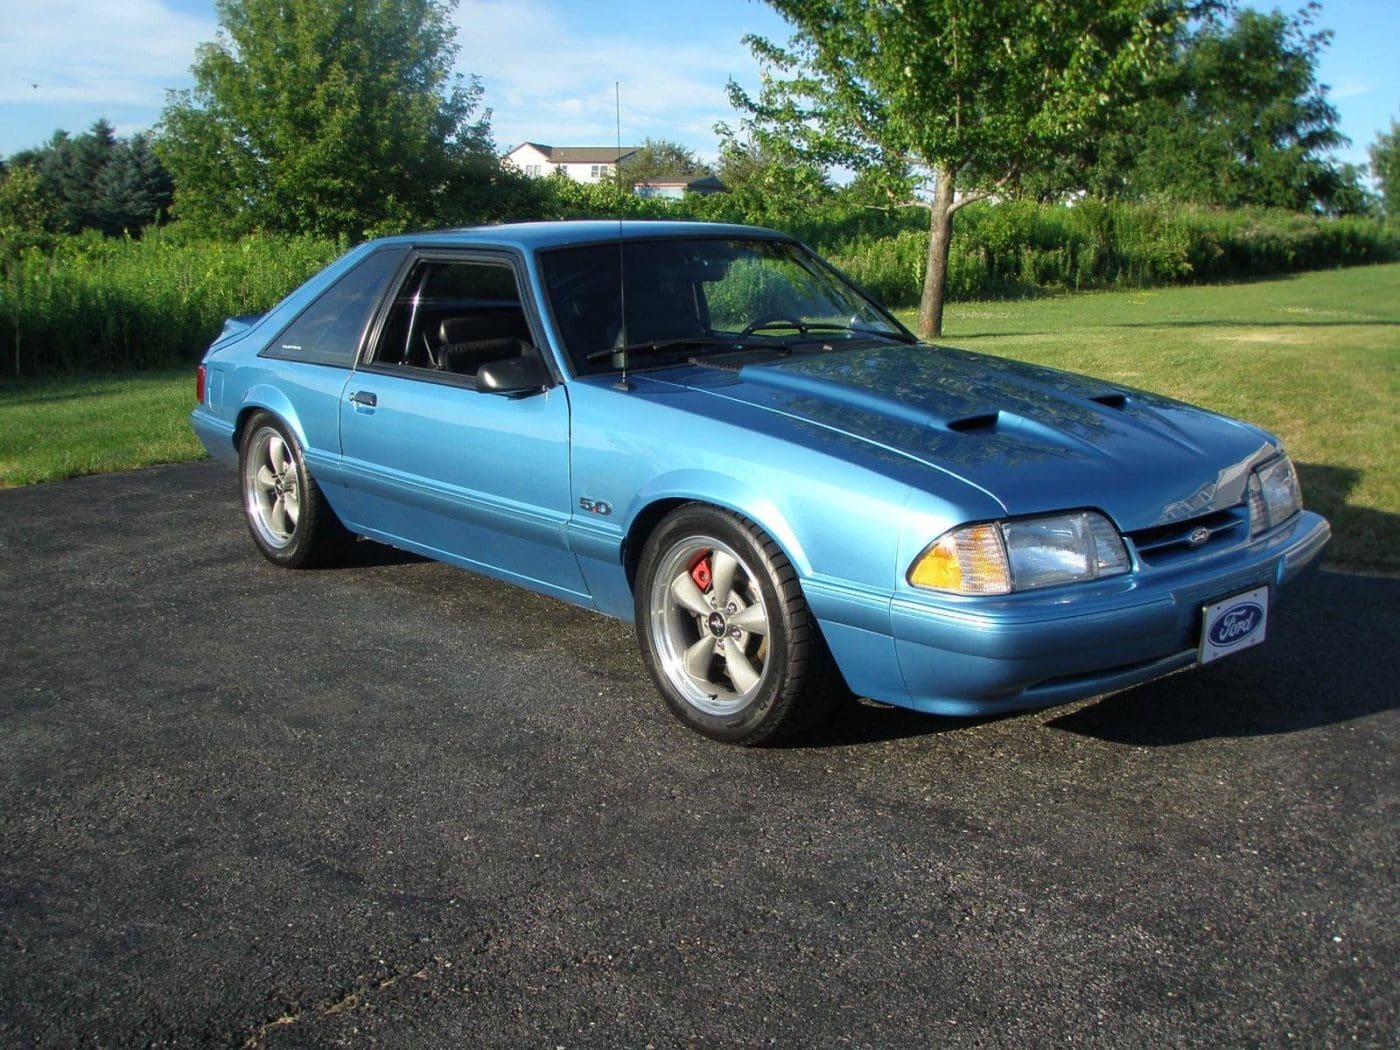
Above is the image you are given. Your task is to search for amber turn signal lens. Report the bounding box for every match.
[908,523,1012,595]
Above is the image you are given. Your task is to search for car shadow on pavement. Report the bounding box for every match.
[334,539,429,569]
[1047,567,1400,745]
[785,698,1014,749]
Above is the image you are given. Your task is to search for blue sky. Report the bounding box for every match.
[0,0,1394,171]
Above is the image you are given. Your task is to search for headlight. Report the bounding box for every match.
[908,511,1130,595]
[1248,455,1302,537]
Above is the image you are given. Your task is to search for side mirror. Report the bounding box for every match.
[477,350,551,396]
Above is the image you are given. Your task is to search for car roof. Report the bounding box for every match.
[371,220,796,252]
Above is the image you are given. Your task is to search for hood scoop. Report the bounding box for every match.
[1090,391,1128,410]
[947,411,1000,433]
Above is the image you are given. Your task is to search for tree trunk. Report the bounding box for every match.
[917,166,957,341]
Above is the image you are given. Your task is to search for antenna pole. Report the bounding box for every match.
[614,80,631,391]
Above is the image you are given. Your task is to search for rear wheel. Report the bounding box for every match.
[239,412,351,568]
[634,505,843,745]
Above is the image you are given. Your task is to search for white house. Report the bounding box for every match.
[502,142,638,184]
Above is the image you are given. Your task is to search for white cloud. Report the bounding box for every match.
[452,0,763,155]
[0,0,779,157]
[0,0,214,107]
[1329,80,1371,100]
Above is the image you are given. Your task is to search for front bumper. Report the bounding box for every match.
[888,510,1330,715]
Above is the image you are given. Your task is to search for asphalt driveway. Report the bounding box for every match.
[1,462,1396,1047]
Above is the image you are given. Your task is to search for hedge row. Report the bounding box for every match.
[826,200,1399,307]
[1,198,1395,376]
[533,180,1399,304]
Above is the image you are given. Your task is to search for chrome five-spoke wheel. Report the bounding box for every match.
[237,411,352,568]
[244,426,301,550]
[648,537,771,716]
[634,504,843,745]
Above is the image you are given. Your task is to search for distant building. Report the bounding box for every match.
[632,175,727,200]
[502,142,638,184]
[503,143,727,198]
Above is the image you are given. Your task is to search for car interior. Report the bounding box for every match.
[373,259,536,381]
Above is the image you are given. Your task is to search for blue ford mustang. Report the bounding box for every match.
[191,221,1331,744]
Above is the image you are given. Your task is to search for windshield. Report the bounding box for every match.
[537,237,910,375]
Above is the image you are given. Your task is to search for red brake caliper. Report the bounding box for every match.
[689,553,713,592]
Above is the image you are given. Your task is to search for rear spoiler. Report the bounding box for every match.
[213,313,265,346]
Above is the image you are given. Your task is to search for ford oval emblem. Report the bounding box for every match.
[1208,602,1263,647]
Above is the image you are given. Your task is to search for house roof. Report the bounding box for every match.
[507,142,638,164]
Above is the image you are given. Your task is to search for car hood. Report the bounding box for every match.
[670,344,1279,532]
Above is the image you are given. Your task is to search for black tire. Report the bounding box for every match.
[634,504,844,745]
[238,412,352,569]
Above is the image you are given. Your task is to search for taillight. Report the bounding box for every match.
[196,364,207,404]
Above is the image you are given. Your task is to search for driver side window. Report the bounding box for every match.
[371,258,534,382]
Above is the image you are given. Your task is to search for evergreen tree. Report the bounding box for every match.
[3,119,173,235]
[26,120,103,231]
[93,133,176,235]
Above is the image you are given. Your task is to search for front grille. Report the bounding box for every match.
[1128,505,1249,566]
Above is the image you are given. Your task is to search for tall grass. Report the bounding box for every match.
[0,229,339,376]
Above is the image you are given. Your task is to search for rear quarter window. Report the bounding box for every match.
[262,247,406,368]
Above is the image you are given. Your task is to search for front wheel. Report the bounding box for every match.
[239,412,351,568]
[634,505,843,745]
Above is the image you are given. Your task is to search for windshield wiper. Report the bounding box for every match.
[739,319,917,344]
[585,336,735,362]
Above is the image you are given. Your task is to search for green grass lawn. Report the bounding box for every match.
[0,368,205,487]
[2,263,1396,569]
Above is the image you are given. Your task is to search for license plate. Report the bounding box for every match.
[1200,586,1269,663]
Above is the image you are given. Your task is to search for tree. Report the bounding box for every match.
[0,166,56,375]
[1324,163,1380,218]
[158,0,494,237]
[713,122,833,207]
[11,120,115,233]
[1372,119,1400,221]
[732,1,1187,338]
[1078,4,1349,212]
[5,120,175,236]
[0,166,54,250]
[618,138,712,188]
[93,133,176,235]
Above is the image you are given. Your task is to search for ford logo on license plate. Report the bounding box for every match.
[1200,586,1269,663]
[1208,602,1263,646]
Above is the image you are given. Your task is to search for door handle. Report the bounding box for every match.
[349,390,377,407]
